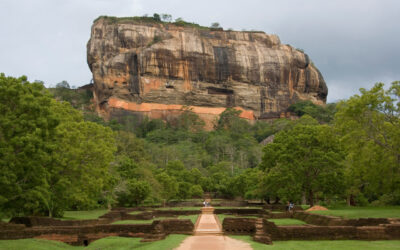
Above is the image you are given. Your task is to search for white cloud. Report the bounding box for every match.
[0,0,399,100]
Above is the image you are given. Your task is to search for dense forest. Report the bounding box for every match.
[0,73,399,218]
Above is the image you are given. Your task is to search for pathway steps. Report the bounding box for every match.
[175,206,252,250]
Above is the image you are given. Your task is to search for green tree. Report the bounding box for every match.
[161,14,172,22]
[260,116,345,206]
[288,100,336,123]
[0,74,117,217]
[189,185,204,198]
[0,74,58,217]
[210,22,221,29]
[335,81,400,205]
[153,13,161,22]
[156,172,178,205]
[117,180,150,206]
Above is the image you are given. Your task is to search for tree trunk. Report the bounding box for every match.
[308,189,314,207]
[302,192,307,205]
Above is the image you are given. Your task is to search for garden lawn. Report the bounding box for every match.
[268,218,307,225]
[61,209,108,220]
[128,211,145,215]
[112,216,197,225]
[216,214,259,223]
[309,206,400,219]
[0,235,188,250]
[155,207,201,211]
[231,236,400,250]
[178,214,199,224]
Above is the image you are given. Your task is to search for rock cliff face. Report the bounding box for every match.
[87,17,327,128]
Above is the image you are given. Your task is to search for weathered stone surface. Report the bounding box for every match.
[87,17,327,127]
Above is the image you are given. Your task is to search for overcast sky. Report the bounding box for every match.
[1,0,399,102]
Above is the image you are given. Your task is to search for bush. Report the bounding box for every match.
[190,185,204,198]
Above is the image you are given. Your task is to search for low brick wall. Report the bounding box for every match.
[0,217,194,245]
[293,212,391,226]
[159,219,194,234]
[9,217,113,227]
[1,218,194,245]
[264,211,292,219]
[222,218,257,235]
[215,208,264,216]
[122,210,200,220]
[166,201,202,207]
[219,201,248,207]
[263,204,304,211]
[222,217,400,241]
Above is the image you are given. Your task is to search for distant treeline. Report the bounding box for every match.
[1,73,399,219]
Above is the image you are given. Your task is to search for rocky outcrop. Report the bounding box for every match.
[87,17,327,128]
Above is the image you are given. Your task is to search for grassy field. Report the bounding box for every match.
[112,215,198,225]
[267,218,307,226]
[155,207,201,211]
[231,236,400,250]
[0,235,188,250]
[178,214,199,224]
[61,209,109,220]
[216,214,259,224]
[215,206,262,209]
[309,206,400,219]
[128,211,146,215]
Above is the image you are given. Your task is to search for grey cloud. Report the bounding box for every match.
[1,0,399,102]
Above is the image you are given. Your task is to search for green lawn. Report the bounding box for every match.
[61,209,109,220]
[128,211,146,215]
[112,216,197,225]
[178,214,199,224]
[231,236,400,250]
[112,219,154,224]
[155,207,201,211]
[0,235,188,250]
[216,214,259,224]
[215,206,262,209]
[268,218,307,226]
[309,206,400,219]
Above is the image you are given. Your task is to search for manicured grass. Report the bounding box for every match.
[61,209,109,220]
[268,218,307,226]
[88,235,188,249]
[216,214,259,223]
[309,206,400,219]
[112,219,154,224]
[112,216,196,225]
[129,211,146,215]
[215,206,262,209]
[230,236,400,250]
[0,235,188,249]
[178,214,199,224]
[155,207,201,211]
[0,238,83,250]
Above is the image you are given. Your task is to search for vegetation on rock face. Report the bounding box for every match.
[1,72,399,219]
[94,13,215,30]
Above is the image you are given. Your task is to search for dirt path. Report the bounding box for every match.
[175,208,252,250]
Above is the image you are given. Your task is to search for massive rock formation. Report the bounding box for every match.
[87,17,327,128]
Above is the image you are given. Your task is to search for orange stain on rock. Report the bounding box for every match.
[108,98,255,121]
[142,77,165,94]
